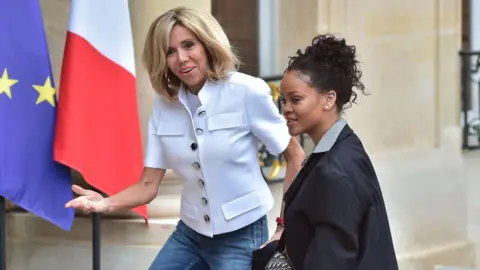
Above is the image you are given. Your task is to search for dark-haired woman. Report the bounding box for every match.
[253,34,398,270]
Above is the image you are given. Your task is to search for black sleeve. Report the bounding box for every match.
[303,171,362,270]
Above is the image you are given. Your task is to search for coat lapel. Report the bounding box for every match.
[283,121,353,210]
[283,152,324,210]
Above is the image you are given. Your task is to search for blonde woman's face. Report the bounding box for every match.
[166,24,209,92]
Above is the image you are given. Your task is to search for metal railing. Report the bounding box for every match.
[460,50,480,150]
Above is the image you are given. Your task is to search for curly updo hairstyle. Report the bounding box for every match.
[285,34,367,111]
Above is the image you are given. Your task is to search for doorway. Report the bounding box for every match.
[211,0,259,76]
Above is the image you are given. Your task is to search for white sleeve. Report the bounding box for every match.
[143,98,170,169]
[246,78,291,155]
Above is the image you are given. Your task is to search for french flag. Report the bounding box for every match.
[54,0,148,219]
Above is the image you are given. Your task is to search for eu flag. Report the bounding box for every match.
[0,0,74,230]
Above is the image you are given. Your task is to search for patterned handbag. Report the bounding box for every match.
[264,232,294,270]
[264,250,294,269]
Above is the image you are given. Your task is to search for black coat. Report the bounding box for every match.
[254,119,398,270]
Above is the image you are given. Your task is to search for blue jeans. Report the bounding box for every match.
[149,215,269,270]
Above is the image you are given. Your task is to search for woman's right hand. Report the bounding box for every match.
[64,185,111,214]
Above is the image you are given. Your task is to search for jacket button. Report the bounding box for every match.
[204,215,210,222]
[193,162,200,169]
[198,179,205,187]
[195,128,203,135]
[201,197,208,205]
[191,143,198,151]
[198,111,206,116]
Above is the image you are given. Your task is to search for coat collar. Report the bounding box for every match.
[178,79,216,111]
[311,118,347,153]
[283,119,351,210]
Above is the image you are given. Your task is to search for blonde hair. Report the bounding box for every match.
[142,7,240,99]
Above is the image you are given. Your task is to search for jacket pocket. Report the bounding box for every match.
[180,200,199,221]
[207,112,243,131]
[156,121,187,136]
[221,190,262,220]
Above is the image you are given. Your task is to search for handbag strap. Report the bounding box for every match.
[277,231,286,251]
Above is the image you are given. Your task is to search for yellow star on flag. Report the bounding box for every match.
[0,68,19,99]
[33,76,56,107]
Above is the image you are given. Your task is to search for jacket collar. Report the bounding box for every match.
[311,118,347,153]
[178,79,216,111]
[283,119,351,210]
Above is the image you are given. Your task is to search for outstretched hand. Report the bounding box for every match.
[64,185,110,214]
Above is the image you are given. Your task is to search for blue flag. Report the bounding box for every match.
[0,0,74,230]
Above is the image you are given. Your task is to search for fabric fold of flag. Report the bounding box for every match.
[53,0,147,219]
[0,0,74,231]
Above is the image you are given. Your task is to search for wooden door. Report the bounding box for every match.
[211,0,259,76]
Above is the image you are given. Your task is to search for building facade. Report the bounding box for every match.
[7,0,477,269]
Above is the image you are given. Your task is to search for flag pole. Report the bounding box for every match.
[0,196,6,270]
[92,212,101,270]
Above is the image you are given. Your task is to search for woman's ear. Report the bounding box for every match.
[323,90,337,110]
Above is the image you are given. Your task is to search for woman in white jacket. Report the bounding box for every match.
[65,6,304,270]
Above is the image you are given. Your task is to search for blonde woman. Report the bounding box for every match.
[65,6,304,270]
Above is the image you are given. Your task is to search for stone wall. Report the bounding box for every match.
[278,0,461,154]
